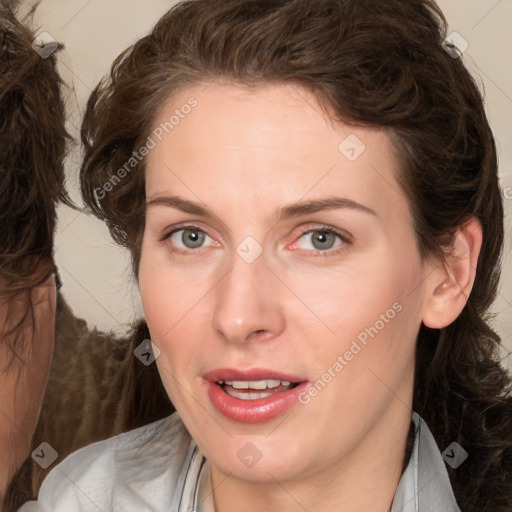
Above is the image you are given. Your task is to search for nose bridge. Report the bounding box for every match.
[211,247,283,344]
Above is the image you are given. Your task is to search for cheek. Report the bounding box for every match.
[284,252,424,377]
[294,251,420,323]
[138,249,212,383]
[139,262,205,339]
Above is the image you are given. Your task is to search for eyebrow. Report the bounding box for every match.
[146,195,377,220]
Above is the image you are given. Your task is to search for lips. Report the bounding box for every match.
[203,368,308,423]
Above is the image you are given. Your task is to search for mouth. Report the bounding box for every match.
[203,369,308,424]
[219,379,300,400]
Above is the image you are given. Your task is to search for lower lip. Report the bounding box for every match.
[206,381,308,424]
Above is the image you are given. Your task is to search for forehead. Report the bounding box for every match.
[145,82,409,225]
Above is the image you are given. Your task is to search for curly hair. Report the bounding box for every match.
[79,1,512,510]
[0,0,71,363]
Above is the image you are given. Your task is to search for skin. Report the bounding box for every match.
[138,82,481,512]
[0,270,56,503]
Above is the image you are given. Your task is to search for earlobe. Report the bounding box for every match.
[422,217,483,329]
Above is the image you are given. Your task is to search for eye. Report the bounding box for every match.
[163,225,216,252]
[292,226,350,257]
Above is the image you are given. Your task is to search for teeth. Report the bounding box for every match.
[220,379,293,390]
[227,380,249,389]
[226,389,275,400]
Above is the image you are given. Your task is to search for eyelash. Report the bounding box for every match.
[288,225,350,258]
[160,223,351,258]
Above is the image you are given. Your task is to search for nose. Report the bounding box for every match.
[211,249,285,345]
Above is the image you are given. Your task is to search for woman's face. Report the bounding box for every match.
[139,82,434,482]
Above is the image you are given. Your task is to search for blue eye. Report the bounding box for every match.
[297,229,342,251]
[162,225,351,256]
[166,227,214,250]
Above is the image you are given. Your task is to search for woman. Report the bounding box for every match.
[21,0,512,510]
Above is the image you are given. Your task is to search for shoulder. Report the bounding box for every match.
[19,412,193,512]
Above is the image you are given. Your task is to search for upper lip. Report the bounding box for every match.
[203,368,305,383]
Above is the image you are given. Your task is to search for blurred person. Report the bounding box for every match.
[0,4,172,509]
[0,0,67,500]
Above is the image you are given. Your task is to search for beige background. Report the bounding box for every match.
[19,0,512,367]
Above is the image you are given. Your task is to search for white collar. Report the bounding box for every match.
[178,412,461,512]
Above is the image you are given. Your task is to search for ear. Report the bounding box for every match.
[422,217,483,329]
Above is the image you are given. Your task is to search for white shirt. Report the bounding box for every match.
[19,411,461,511]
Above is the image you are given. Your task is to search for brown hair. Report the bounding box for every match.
[79,1,512,510]
[0,0,71,363]
[0,2,73,508]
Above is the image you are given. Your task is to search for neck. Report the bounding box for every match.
[211,399,414,512]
